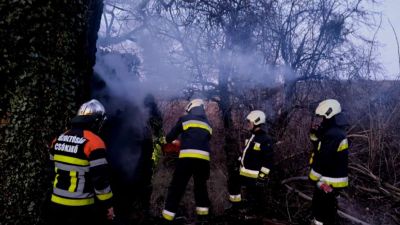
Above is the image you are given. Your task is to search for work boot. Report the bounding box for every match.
[224,202,241,216]
[225,203,246,223]
[196,215,209,225]
[311,218,324,225]
[172,216,187,225]
[156,217,176,225]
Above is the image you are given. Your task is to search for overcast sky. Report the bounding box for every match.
[97,1,399,79]
[366,0,400,78]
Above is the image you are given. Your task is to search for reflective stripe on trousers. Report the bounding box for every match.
[162,209,175,221]
[229,194,242,202]
[196,207,209,215]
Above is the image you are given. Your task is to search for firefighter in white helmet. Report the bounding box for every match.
[309,99,349,225]
[227,110,274,219]
[161,98,212,224]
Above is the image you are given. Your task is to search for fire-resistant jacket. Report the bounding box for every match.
[239,129,273,179]
[49,124,113,207]
[309,115,349,188]
[166,107,212,161]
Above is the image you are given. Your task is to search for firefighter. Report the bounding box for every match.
[309,99,349,225]
[161,98,212,224]
[47,99,115,225]
[227,110,274,218]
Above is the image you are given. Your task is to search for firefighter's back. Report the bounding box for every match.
[178,107,212,161]
[48,128,112,225]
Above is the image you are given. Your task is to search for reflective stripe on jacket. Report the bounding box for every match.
[166,107,212,161]
[240,129,273,179]
[309,124,349,188]
[50,128,113,207]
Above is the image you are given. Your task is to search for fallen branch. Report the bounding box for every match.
[349,164,400,200]
[356,185,380,194]
[388,214,400,225]
[283,182,311,201]
[282,176,371,225]
[347,134,369,139]
[337,211,371,225]
[281,176,308,184]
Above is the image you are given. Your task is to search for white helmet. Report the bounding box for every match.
[246,110,266,126]
[315,99,341,119]
[185,99,204,112]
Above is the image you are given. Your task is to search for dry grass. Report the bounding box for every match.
[150,80,400,224]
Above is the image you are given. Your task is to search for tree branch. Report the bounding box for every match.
[388,19,400,76]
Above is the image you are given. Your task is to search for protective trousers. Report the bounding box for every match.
[228,173,266,216]
[45,202,108,225]
[312,188,339,225]
[162,158,210,221]
[228,165,241,199]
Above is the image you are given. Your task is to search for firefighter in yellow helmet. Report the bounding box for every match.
[227,110,274,219]
[309,99,349,225]
[161,99,212,224]
[47,99,115,225]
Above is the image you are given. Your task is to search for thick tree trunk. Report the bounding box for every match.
[0,1,104,224]
[218,67,240,180]
[81,0,104,100]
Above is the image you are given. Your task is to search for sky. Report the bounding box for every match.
[366,0,400,78]
[97,0,400,79]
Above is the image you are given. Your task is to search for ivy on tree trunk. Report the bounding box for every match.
[0,1,103,224]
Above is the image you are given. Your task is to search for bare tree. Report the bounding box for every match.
[96,0,387,221]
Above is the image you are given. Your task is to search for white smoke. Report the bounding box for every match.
[93,0,301,181]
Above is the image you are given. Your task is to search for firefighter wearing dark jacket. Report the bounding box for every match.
[227,110,274,217]
[162,99,212,223]
[309,99,349,225]
[47,99,115,225]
